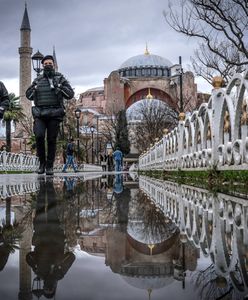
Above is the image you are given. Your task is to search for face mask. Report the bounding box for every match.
[43,65,54,72]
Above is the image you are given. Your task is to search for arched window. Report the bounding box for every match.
[157,69,162,76]
[151,68,157,76]
[136,68,141,76]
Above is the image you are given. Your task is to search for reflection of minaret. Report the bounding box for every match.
[53,46,58,72]
[18,3,32,135]
[14,205,33,300]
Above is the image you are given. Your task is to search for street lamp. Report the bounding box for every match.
[90,126,94,164]
[94,114,100,164]
[31,50,44,76]
[75,108,81,161]
[178,56,183,113]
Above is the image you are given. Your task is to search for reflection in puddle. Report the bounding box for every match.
[0,173,247,299]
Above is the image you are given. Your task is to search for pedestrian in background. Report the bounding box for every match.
[26,55,74,175]
[62,138,78,173]
[112,147,123,172]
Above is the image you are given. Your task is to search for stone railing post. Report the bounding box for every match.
[211,77,225,167]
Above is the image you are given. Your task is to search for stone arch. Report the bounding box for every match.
[125,88,176,110]
[219,99,232,144]
[233,83,247,140]
[202,110,213,149]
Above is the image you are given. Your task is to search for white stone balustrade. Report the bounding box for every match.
[0,151,103,173]
[0,151,39,172]
[139,69,248,170]
[139,175,248,297]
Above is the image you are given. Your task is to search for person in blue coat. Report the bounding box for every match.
[112,147,123,172]
[62,138,78,172]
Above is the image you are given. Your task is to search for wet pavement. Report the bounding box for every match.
[0,172,247,300]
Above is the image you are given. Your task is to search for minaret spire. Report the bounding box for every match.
[17,3,33,137]
[20,2,31,31]
[53,46,58,72]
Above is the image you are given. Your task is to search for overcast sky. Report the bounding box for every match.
[0,0,212,97]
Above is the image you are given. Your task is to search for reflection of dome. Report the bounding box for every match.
[121,273,174,290]
[127,220,178,245]
[120,53,172,69]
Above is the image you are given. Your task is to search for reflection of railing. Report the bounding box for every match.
[0,151,39,172]
[54,163,103,172]
[139,69,248,170]
[0,176,40,199]
[139,175,248,298]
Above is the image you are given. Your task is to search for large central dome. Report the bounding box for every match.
[118,48,172,78]
[120,53,172,69]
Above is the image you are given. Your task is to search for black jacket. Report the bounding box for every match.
[0,81,10,110]
[26,72,74,106]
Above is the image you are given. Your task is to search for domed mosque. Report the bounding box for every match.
[79,45,198,114]
[118,45,173,78]
[77,46,199,163]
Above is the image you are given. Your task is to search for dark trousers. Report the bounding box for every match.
[34,118,60,167]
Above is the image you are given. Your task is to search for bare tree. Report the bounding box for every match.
[130,100,178,152]
[164,0,248,83]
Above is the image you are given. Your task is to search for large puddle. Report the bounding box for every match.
[0,173,247,300]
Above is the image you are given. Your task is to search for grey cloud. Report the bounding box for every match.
[0,0,206,94]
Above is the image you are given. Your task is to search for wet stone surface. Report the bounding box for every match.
[0,173,247,300]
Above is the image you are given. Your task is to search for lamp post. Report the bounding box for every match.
[106,142,112,171]
[75,108,81,161]
[31,50,44,76]
[90,126,94,164]
[75,194,81,239]
[24,138,27,154]
[178,56,183,113]
[95,115,100,164]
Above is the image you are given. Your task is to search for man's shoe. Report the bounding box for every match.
[37,163,45,174]
[46,167,54,176]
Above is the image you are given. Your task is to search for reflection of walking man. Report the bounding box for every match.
[26,179,75,298]
[62,138,78,173]
[113,147,123,172]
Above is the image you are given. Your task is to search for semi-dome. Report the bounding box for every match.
[120,53,172,69]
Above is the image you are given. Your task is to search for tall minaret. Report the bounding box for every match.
[19,3,32,131]
[53,46,58,72]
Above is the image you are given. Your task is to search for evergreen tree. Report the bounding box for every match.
[115,110,130,155]
[3,93,25,152]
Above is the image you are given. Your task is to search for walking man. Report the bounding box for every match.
[0,81,9,119]
[26,55,74,175]
[62,138,78,173]
[112,147,123,172]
